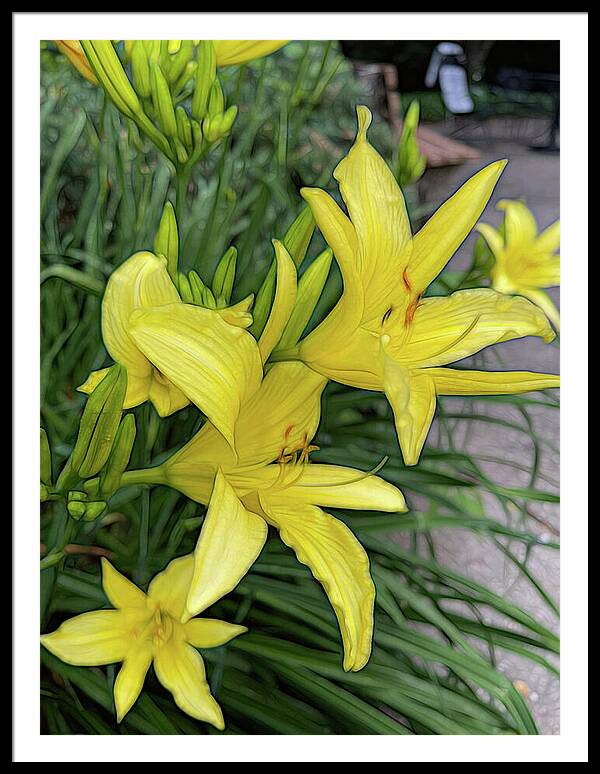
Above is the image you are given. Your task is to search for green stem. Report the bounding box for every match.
[120,466,167,488]
[268,346,302,363]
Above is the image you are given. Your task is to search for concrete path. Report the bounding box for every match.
[415,116,560,734]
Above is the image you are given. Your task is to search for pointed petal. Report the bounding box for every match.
[430,367,560,395]
[147,554,195,621]
[399,289,556,368]
[185,470,267,620]
[114,647,153,722]
[101,558,147,610]
[334,106,412,315]
[212,40,288,67]
[153,639,224,729]
[165,362,326,483]
[184,618,247,649]
[497,199,539,246]
[56,40,98,84]
[147,375,190,418]
[258,240,297,363]
[535,219,560,254]
[519,288,560,331]
[300,187,362,318]
[475,222,505,257]
[77,366,153,410]
[408,160,507,293]
[41,610,128,666]
[261,498,375,671]
[383,356,437,466]
[278,464,407,512]
[102,252,180,383]
[129,302,262,450]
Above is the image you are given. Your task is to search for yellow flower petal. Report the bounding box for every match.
[185,470,267,620]
[147,554,195,621]
[518,288,560,331]
[78,366,156,410]
[129,302,262,451]
[430,367,560,395]
[102,252,180,380]
[258,240,297,364]
[475,222,505,257]
[184,618,247,649]
[164,362,326,488]
[41,610,128,666]
[535,220,560,254]
[153,638,224,729]
[114,647,153,723]
[101,558,147,610]
[397,289,556,368]
[262,463,407,512]
[261,498,375,672]
[334,106,412,316]
[498,199,539,246]
[408,160,507,293]
[383,361,437,467]
[212,40,288,67]
[56,40,98,84]
[300,187,362,323]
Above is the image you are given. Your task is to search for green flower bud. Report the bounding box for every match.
[275,248,333,351]
[81,501,108,522]
[67,500,87,521]
[71,364,128,479]
[188,270,216,308]
[207,79,224,118]
[177,272,194,303]
[131,41,151,99]
[212,246,237,306]
[218,105,238,137]
[154,201,179,283]
[40,483,49,503]
[191,40,216,121]
[151,62,178,139]
[99,414,136,499]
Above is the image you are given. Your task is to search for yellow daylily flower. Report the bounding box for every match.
[134,361,407,672]
[476,199,560,331]
[79,251,262,450]
[55,40,98,84]
[41,556,246,728]
[296,106,560,466]
[211,40,289,67]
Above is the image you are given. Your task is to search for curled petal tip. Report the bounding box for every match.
[356,105,373,139]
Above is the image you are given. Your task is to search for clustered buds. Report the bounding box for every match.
[80,40,239,168]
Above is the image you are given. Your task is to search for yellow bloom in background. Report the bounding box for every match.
[297,106,560,466]
[141,361,407,672]
[79,251,262,450]
[476,200,560,331]
[41,556,246,728]
[211,40,289,67]
[55,40,98,84]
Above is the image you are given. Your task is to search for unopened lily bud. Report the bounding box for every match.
[202,115,220,144]
[169,39,194,84]
[83,477,101,498]
[191,40,216,120]
[81,41,141,122]
[173,137,189,164]
[207,79,224,119]
[81,501,108,522]
[276,248,333,351]
[251,206,315,337]
[154,201,179,283]
[67,500,87,521]
[71,364,128,479]
[151,63,178,139]
[131,41,152,98]
[99,414,136,499]
[396,100,426,188]
[212,246,237,306]
[67,490,86,502]
[40,483,49,503]
[188,271,216,309]
[218,105,238,137]
[176,106,193,151]
[40,428,52,485]
[177,272,194,303]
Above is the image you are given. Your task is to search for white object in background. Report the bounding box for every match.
[425,42,474,115]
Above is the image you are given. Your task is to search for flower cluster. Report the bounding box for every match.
[42,44,560,730]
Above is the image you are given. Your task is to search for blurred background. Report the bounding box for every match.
[41,40,560,735]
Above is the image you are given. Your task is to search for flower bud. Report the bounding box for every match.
[71,364,128,479]
[131,41,152,99]
[40,428,52,486]
[99,414,137,499]
[154,201,179,283]
[188,270,216,309]
[151,63,178,139]
[212,246,237,306]
[191,40,216,121]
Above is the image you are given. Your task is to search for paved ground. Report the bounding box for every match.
[414,116,560,734]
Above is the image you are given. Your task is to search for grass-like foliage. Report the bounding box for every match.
[40,42,559,735]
